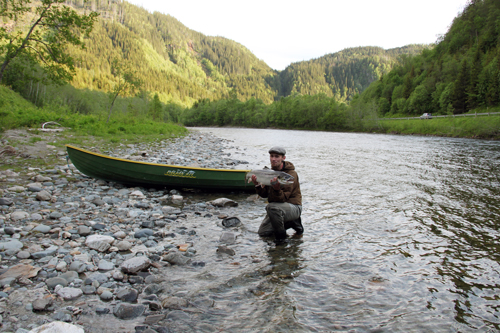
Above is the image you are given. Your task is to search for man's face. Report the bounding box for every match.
[270,153,285,170]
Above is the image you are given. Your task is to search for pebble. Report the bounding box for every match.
[113,303,146,319]
[121,256,151,273]
[0,132,256,332]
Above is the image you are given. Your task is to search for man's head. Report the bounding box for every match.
[269,146,286,170]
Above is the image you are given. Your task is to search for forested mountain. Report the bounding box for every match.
[63,0,277,106]
[357,0,500,116]
[278,45,427,102]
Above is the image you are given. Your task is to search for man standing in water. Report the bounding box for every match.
[251,146,303,243]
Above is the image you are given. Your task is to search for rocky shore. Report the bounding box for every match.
[0,131,266,333]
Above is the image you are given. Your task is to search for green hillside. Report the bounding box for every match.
[357,0,500,116]
[278,45,427,102]
[68,1,278,106]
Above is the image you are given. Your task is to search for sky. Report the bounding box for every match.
[126,0,470,71]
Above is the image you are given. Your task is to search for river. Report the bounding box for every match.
[167,128,500,332]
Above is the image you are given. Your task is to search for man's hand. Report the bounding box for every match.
[251,174,259,185]
[270,177,280,190]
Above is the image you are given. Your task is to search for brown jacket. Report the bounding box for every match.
[255,161,302,205]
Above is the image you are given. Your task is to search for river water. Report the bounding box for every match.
[166,128,500,332]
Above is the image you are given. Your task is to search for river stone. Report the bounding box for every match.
[144,314,166,325]
[134,229,154,238]
[17,250,31,259]
[91,223,106,231]
[74,253,90,262]
[121,256,151,273]
[32,296,54,311]
[113,270,124,280]
[11,211,29,221]
[52,311,72,322]
[33,224,51,233]
[128,275,144,284]
[129,190,145,197]
[165,309,191,322]
[57,271,78,283]
[161,206,180,214]
[55,178,68,185]
[171,195,183,204]
[56,261,67,271]
[55,286,83,300]
[98,260,115,271]
[49,211,63,219]
[100,290,113,301]
[116,189,130,197]
[135,202,150,209]
[27,185,43,192]
[222,217,242,227]
[143,240,157,248]
[210,198,238,207]
[92,198,106,206]
[69,261,87,273]
[36,190,52,201]
[28,321,84,333]
[95,307,110,315]
[217,245,236,256]
[162,252,191,266]
[116,240,132,251]
[144,275,158,284]
[127,209,144,218]
[32,245,58,259]
[141,221,155,228]
[8,185,25,192]
[0,240,23,251]
[219,232,236,244]
[0,198,13,206]
[85,234,114,252]
[46,277,69,289]
[143,283,162,295]
[35,175,52,182]
[86,272,108,284]
[81,285,96,294]
[59,216,72,223]
[76,225,91,236]
[113,303,146,320]
[0,277,16,287]
[116,288,139,303]
[113,230,126,239]
[30,213,43,220]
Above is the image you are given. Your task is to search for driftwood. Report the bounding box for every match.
[41,121,64,132]
[0,145,17,157]
[27,121,68,132]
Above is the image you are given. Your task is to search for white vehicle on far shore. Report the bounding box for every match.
[420,113,432,119]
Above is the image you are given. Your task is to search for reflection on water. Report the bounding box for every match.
[172,128,500,331]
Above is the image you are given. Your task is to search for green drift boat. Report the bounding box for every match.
[66,145,254,192]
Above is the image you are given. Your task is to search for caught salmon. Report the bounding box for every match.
[245,169,294,186]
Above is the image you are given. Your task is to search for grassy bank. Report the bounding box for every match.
[375,115,500,139]
[0,85,188,145]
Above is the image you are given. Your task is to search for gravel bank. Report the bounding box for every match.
[0,131,265,333]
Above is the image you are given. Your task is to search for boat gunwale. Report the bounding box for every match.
[65,144,252,173]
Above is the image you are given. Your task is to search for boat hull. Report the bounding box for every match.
[66,145,254,192]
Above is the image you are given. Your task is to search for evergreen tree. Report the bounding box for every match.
[452,59,470,114]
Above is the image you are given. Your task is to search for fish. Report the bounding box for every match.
[245,169,294,186]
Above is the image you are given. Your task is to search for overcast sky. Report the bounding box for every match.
[126,0,469,71]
